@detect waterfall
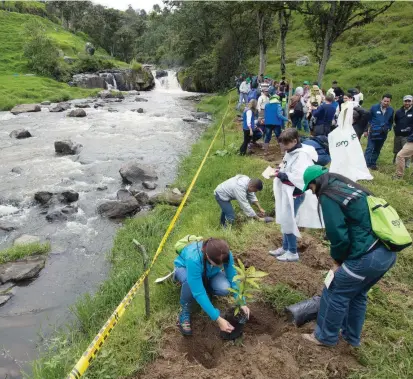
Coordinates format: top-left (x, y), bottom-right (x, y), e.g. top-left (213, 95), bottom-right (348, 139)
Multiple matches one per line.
top-left (153, 70), bottom-right (182, 92)
top-left (113, 75), bottom-right (118, 90)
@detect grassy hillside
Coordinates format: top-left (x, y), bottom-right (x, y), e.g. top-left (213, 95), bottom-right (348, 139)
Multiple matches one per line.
top-left (250, 2), bottom-right (413, 108)
top-left (0, 10), bottom-right (127, 110)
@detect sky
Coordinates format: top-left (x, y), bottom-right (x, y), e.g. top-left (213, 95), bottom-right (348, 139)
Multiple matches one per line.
top-left (93, 0), bottom-right (162, 12)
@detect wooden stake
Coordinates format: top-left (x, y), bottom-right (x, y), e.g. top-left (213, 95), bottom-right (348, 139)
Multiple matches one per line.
top-left (132, 239), bottom-right (150, 319)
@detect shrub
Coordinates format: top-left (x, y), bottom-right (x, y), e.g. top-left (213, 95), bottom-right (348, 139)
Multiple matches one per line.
top-left (23, 19), bottom-right (60, 76)
top-left (130, 60), bottom-right (142, 72)
top-left (74, 54), bottom-right (116, 73)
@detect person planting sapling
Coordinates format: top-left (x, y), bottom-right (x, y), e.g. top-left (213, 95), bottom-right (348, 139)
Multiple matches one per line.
top-left (174, 237), bottom-right (250, 336)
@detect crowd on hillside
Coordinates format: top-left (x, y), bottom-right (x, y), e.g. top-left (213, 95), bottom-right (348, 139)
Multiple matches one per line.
top-left (169, 72), bottom-right (412, 351)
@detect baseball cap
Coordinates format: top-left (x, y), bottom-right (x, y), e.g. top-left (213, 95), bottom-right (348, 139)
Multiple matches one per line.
top-left (403, 95), bottom-right (413, 101)
top-left (303, 81), bottom-right (310, 85)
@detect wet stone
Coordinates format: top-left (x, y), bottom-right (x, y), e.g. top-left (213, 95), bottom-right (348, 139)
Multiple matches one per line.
top-left (0, 255), bottom-right (46, 284)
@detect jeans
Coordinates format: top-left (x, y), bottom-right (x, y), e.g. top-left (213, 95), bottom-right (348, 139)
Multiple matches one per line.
top-left (282, 194), bottom-right (305, 254)
top-left (301, 118), bottom-right (309, 133)
top-left (174, 267), bottom-right (230, 305)
top-left (291, 113), bottom-right (304, 130)
top-left (364, 136), bottom-right (386, 167)
top-left (215, 193), bottom-right (235, 226)
top-left (240, 129), bottom-right (252, 155)
top-left (264, 124), bottom-right (282, 143)
top-left (315, 245), bottom-right (396, 346)
top-left (252, 128), bottom-right (263, 143)
top-left (236, 93), bottom-right (248, 110)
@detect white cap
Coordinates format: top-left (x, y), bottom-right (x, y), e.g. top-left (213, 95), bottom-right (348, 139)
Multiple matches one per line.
top-left (403, 95), bottom-right (413, 101)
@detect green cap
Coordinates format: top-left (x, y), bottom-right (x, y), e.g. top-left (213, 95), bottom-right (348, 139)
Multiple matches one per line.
top-left (303, 80), bottom-right (310, 85)
top-left (303, 165), bottom-right (328, 191)
top-left (264, 75), bottom-right (269, 79)
top-left (246, 78), bottom-right (251, 83)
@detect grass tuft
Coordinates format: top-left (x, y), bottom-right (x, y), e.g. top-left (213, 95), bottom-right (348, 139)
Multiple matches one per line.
top-left (0, 242), bottom-right (50, 264)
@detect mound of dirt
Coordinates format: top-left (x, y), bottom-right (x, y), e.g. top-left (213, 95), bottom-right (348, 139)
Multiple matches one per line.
top-left (135, 302), bottom-right (359, 379)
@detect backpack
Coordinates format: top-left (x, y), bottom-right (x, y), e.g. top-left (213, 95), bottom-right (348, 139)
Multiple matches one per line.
top-left (175, 235), bottom-right (203, 254)
top-left (366, 196), bottom-right (412, 252)
top-left (247, 89), bottom-right (258, 102)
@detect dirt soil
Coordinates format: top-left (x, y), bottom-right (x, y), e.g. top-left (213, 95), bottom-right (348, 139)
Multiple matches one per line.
top-left (135, 237), bottom-right (361, 379)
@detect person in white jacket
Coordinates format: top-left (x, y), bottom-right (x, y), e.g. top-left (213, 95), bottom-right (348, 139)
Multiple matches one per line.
top-left (214, 175), bottom-right (266, 226)
top-left (270, 128), bottom-right (323, 261)
top-left (257, 88), bottom-right (270, 117)
top-left (236, 79), bottom-right (251, 111)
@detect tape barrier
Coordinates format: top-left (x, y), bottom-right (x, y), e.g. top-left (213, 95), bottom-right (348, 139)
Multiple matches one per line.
top-left (67, 93), bottom-right (233, 379)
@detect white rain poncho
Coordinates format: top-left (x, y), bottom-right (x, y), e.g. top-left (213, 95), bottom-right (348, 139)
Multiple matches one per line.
top-left (274, 144), bottom-right (324, 237)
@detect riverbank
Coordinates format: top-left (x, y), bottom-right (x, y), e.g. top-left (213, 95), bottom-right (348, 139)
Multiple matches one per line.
top-left (32, 92), bottom-right (413, 379)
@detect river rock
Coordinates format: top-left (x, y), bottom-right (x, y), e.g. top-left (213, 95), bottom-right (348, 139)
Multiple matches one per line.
top-left (0, 294), bottom-right (12, 306)
top-left (55, 140), bottom-right (82, 155)
top-left (50, 102), bottom-right (71, 112)
top-left (0, 223), bottom-right (17, 232)
top-left (14, 234), bottom-right (40, 246)
top-left (75, 103), bottom-right (91, 109)
top-left (0, 282), bottom-right (15, 294)
top-left (59, 190), bottom-right (79, 203)
top-left (97, 185), bottom-right (108, 191)
top-left (127, 90), bottom-right (140, 96)
top-left (10, 104), bottom-right (41, 115)
top-left (142, 181), bottom-right (157, 190)
top-left (108, 108), bottom-right (118, 113)
top-left (0, 255), bottom-right (46, 284)
top-left (119, 162), bottom-right (158, 184)
top-left (34, 191), bottom-right (53, 205)
top-left (296, 56), bottom-right (311, 66)
top-left (182, 117), bottom-right (197, 123)
top-left (97, 198), bottom-right (140, 218)
top-left (94, 102), bottom-right (104, 109)
top-left (191, 112), bottom-right (212, 120)
top-left (9, 129), bottom-right (32, 139)
top-left (135, 97), bottom-right (148, 102)
top-left (11, 167), bottom-right (23, 174)
top-left (117, 189), bottom-right (134, 201)
top-left (41, 101), bottom-right (51, 106)
top-left (68, 109), bottom-right (86, 117)
top-left (150, 190), bottom-right (184, 206)
top-left (134, 191), bottom-right (149, 205)
top-left (131, 108), bottom-right (144, 113)
top-left (155, 70), bottom-right (168, 79)
top-left (46, 205), bottom-right (78, 222)
top-left (172, 188), bottom-right (182, 196)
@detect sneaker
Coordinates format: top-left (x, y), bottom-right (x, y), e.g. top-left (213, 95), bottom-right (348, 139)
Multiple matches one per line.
top-left (369, 166), bottom-right (378, 171)
top-left (177, 304), bottom-right (192, 336)
top-left (276, 251), bottom-right (299, 262)
top-left (269, 247), bottom-right (286, 257)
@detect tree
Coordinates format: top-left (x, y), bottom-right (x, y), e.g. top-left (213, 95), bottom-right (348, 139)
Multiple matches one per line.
top-left (303, 1), bottom-right (394, 84)
top-left (278, 8), bottom-right (292, 76)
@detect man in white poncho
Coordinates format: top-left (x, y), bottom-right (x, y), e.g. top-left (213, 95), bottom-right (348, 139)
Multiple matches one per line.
top-left (270, 128), bottom-right (324, 262)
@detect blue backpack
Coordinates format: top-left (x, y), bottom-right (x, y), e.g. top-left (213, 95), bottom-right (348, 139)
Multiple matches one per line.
top-left (247, 89), bottom-right (258, 102)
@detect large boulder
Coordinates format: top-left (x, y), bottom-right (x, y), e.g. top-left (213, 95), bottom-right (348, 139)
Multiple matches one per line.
top-left (119, 162), bottom-right (158, 184)
top-left (59, 190), bottom-right (79, 203)
top-left (296, 56), bottom-right (311, 66)
top-left (0, 255), bottom-right (46, 284)
top-left (9, 129), bottom-right (32, 139)
top-left (129, 188), bottom-right (150, 205)
top-left (34, 191), bottom-right (53, 205)
top-left (142, 181), bottom-right (157, 190)
top-left (97, 198), bottom-right (140, 218)
top-left (45, 205), bottom-right (77, 222)
top-left (14, 234), bottom-right (40, 246)
top-left (54, 140), bottom-right (82, 155)
top-left (117, 189), bottom-right (134, 201)
top-left (155, 70), bottom-right (168, 79)
top-left (0, 223), bottom-right (17, 232)
top-left (68, 109), bottom-right (87, 118)
top-left (73, 74), bottom-right (106, 89)
top-left (0, 294), bottom-right (13, 306)
top-left (150, 190), bottom-right (184, 206)
top-left (50, 103), bottom-right (71, 112)
top-left (10, 104), bottom-right (41, 115)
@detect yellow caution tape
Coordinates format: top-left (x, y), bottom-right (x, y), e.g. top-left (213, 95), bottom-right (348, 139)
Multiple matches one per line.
top-left (67, 93), bottom-right (233, 379)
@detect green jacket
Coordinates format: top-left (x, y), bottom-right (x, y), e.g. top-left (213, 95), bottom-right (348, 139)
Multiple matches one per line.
top-left (320, 178), bottom-right (377, 263)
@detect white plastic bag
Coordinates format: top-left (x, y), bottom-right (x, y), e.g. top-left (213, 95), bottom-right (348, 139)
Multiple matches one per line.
top-left (328, 102), bottom-right (373, 181)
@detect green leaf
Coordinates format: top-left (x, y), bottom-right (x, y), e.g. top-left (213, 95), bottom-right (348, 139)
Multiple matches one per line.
top-left (234, 307), bottom-right (240, 316)
top-left (250, 271), bottom-right (268, 278)
top-left (237, 259), bottom-right (245, 271)
top-left (227, 287), bottom-right (238, 294)
top-left (234, 266), bottom-right (244, 275)
top-left (246, 279), bottom-right (260, 288)
top-left (233, 274), bottom-right (244, 282)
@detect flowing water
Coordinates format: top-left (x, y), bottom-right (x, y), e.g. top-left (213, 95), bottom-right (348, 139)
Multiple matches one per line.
top-left (0, 72), bottom-right (208, 377)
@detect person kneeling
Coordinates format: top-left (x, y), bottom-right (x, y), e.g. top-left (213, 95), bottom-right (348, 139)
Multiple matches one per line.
top-left (174, 238), bottom-right (250, 336)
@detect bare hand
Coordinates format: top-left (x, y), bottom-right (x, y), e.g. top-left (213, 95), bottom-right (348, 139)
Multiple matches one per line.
top-left (241, 306), bottom-right (251, 319)
top-left (363, 132), bottom-right (368, 138)
top-left (217, 317), bottom-right (235, 333)
top-left (257, 211), bottom-right (265, 217)
top-left (250, 130), bottom-right (253, 136)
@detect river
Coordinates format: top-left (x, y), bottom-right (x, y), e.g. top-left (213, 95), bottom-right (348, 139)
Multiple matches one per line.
top-left (0, 71), bottom-right (208, 378)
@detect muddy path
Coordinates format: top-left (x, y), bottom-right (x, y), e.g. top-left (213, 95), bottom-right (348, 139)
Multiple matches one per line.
top-left (134, 236), bottom-right (361, 379)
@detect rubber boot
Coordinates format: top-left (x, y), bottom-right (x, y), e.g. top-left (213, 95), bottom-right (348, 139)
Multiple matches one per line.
top-left (177, 302), bottom-right (192, 336)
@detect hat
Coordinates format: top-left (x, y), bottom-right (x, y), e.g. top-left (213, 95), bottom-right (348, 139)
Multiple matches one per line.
top-left (246, 78), bottom-right (251, 84)
top-left (303, 81), bottom-right (310, 85)
top-left (269, 94), bottom-right (280, 103)
top-left (303, 165), bottom-right (328, 192)
top-left (403, 95), bottom-right (413, 101)
top-left (264, 76), bottom-right (269, 79)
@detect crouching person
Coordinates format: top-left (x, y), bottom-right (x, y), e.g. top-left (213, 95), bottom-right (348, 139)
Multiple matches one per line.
top-left (214, 175), bottom-right (266, 226)
top-left (301, 166), bottom-right (397, 347)
top-left (174, 238), bottom-right (250, 336)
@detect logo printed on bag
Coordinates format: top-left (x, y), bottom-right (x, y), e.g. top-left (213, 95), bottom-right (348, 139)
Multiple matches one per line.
top-left (392, 219), bottom-right (401, 228)
top-left (351, 133), bottom-right (357, 140)
top-left (336, 141), bottom-right (349, 147)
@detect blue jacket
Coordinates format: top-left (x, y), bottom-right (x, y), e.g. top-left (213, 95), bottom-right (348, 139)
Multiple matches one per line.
top-left (264, 101), bottom-right (288, 126)
top-left (312, 103), bottom-right (336, 126)
top-left (302, 136), bottom-right (330, 164)
top-left (174, 241), bottom-right (237, 320)
top-left (369, 103), bottom-right (394, 140)
top-left (247, 88), bottom-right (259, 102)
top-left (242, 109), bottom-right (255, 131)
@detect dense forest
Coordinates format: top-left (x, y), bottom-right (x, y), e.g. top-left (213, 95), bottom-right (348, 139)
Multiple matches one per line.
top-left (0, 1), bottom-right (398, 92)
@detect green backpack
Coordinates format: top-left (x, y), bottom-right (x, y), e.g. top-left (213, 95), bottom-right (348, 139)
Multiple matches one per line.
top-left (366, 196), bottom-right (412, 252)
top-left (175, 235), bottom-right (203, 254)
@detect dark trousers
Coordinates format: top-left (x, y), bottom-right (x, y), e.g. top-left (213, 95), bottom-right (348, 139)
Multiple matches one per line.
top-left (364, 137), bottom-right (386, 167)
top-left (240, 129), bottom-right (251, 155)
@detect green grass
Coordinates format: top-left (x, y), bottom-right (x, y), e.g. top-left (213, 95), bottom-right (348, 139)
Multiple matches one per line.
top-left (0, 10), bottom-right (127, 110)
top-left (252, 2), bottom-right (413, 108)
top-left (31, 91), bottom-right (413, 379)
top-left (0, 242), bottom-right (50, 264)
